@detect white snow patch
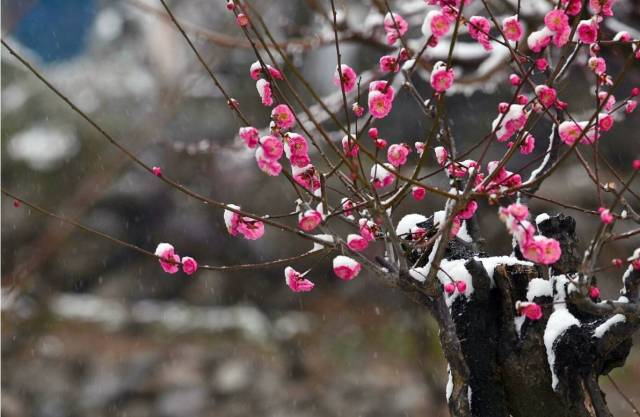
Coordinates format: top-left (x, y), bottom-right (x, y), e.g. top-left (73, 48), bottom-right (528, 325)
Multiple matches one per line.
top-left (527, 278), bottom-right (553, 301)
top-left (395, 214), bottom-right (428, 238)
top-left (439, 259), bottom-right (473, 306)
top-left (622, 248), bottom-right (640, 295)
top-left (409, 267), bottom-right (428, 283)
top-left (477, 256), bottom-right (533, 288)
top-left (552, 274), bottom-right (578, 306)
top-left (333, 255), bottom-right (359, 269)
top-left (514, 315), bottom-right (526, 338)
top-left (544, 309), bottom-right (581, 390)
top-left (535, 213), bottom-right (550, 225)
top-left (593, 314), bottom-right (626, 338)
top-left (458, 221), bottom-right (472, 243)
top-left (433, 210), bottom-right (446, 229)
top-left (310, 234), bottom-right (334, 252)
top-left (446, 366), bottom-right (453, 402)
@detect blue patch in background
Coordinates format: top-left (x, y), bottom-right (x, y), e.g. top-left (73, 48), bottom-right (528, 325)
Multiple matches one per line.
top-left (11, 0), bottom-right (97, 62)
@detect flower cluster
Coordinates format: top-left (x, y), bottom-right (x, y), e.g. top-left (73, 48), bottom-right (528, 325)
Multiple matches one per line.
top-left (467, 16), bottom-right (492, 51)
top-left (383, 12), bottom-right (408, 45)
top-left (368, 80), bottom-right (395, 119)
top-left (154, 243), bottom-right (198, 275)
top-left (498, 204), bottom-right (561, 265)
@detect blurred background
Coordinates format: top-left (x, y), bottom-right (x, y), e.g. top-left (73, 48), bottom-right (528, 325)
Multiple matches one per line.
top-left (2, 1), bottom-right (639, 416)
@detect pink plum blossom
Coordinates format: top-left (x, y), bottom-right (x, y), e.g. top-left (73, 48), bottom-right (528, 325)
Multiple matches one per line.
top-left (152, 166), bottom-right (162, 177)
top-left (249, 61), bottom-right (283, 80)
top-left (422, 10), bottom-right (452, 40)
top-left (434, 146), bottom-right (448, 166)
top-left (458, 200), bottom-right (478, 220)
top-left (256, 79), bottom-right (273, 106)
top-left (359, 218), bottom-right (377, 242)
top-left (577, 20), bottom-right (598, 44)
top-left (181, 256), bottom-right (198, 275)
top-left (255, 150), bottom-right (283, 176)
top-left (370, 163), bottom-right (395, 189)
top-left (597, 113), bottom-right (614, 131)
top-left (588, 57), bottom-right (606, 75)
top-left (502, 16), bottom-right (523, 41)
top-left (430, 61), bottom-right (455, 93)
top-left (284, 133), bottom-right (310, 168)
top-left (224, 205), bottom-right (265, 240)
top-left (298, 209), bottom-right (323, 232)
top-left (544, 9), bottom-right (568, 33)
top-left (520, 133), bottom-right (535, 154)
top-left (565, 0), bottom-right (583, 15)
top-left (368, 90), bottom-right (393, 119)
top-left (352, 103), bottom-right (364, 117)
top-left (444, 282), bottom-right (455, 295)
top-left (236, 13), bottom-right (249, 27)
top-left (379, 55), bottom-right (400, 73)
top-left (598, 92), bottom-right (616, 112)
top-left (285, 267), bottom-right (314, 292)
top-left (292, 164), bottom-right (321, 191)
top-left (332, 255), bottom-right (362, 280)
top-left (369, 80), bottom-right (395, 99)
top-left (599, 207), bottom-right (614, 224)
top-left (527, 27), bottom-right (554, 52)
top-left (155, 243), bottom-right (180, 274)
top-left (384, 12), bottom-right (408, 45)
top-left (455, 280), bottom-right (467, 293)
top-left (492, 104), bottom-right (528, 142)
top-left (536, 58), bottom-right (549, 71)
top-left (236, 218), bottom-right (265, 240)
top-left (525, 236), bottom-right (561, 265)
top-left (239, 127), bottom-right (259, 148)
top-left (468, 16), bottom-right (492, 51)
top-left (342, 135), bottom-right (360, 157)
top-left (333, 64), bottom-right (357, 92)
top-left (375, 138), bottom-right (388, 149)
top-left (520, 302), bottom-right (543, 320)
top-left (340, 198), bottom-right (355, 217)
top-left (626, 100), bottom-right (637, 114)
top-left (535, 85), bottom-right (557, 108)
top-left (412, 186), bottom-right (427, 201)
top-left (223, 204), bottom-right (241, 236)
top-left (589, 0), bottom-right (616, 16)
top-left (347, 234), bottom-right (369, 251)
top-left (259, 135), bottom-right (284, 160)
top-left (589, 287), bottom-right (601, 299)
top-left (271, 104), bottom-right (295, 130)
top-left (387, 143), bottom-right (411, 167)
top-left (508, 203), bottom-right (529, 221)
top-left (558, 121), bottom-right (598, 145)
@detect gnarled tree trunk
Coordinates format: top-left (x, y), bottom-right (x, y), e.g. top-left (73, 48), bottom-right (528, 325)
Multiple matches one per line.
top-left (404, 214), bottom-right (639, 417)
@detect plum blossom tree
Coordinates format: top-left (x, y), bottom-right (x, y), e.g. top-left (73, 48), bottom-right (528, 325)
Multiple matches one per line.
top-left (3, 0), bottom-right (640, 416)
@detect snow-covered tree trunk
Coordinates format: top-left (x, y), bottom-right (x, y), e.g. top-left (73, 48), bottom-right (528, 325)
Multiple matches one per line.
top-left (406, 214), bottom-right (639, 417)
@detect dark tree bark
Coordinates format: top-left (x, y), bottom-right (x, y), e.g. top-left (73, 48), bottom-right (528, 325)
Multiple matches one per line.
top-left (402, 214), bottom-right (639, 417)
